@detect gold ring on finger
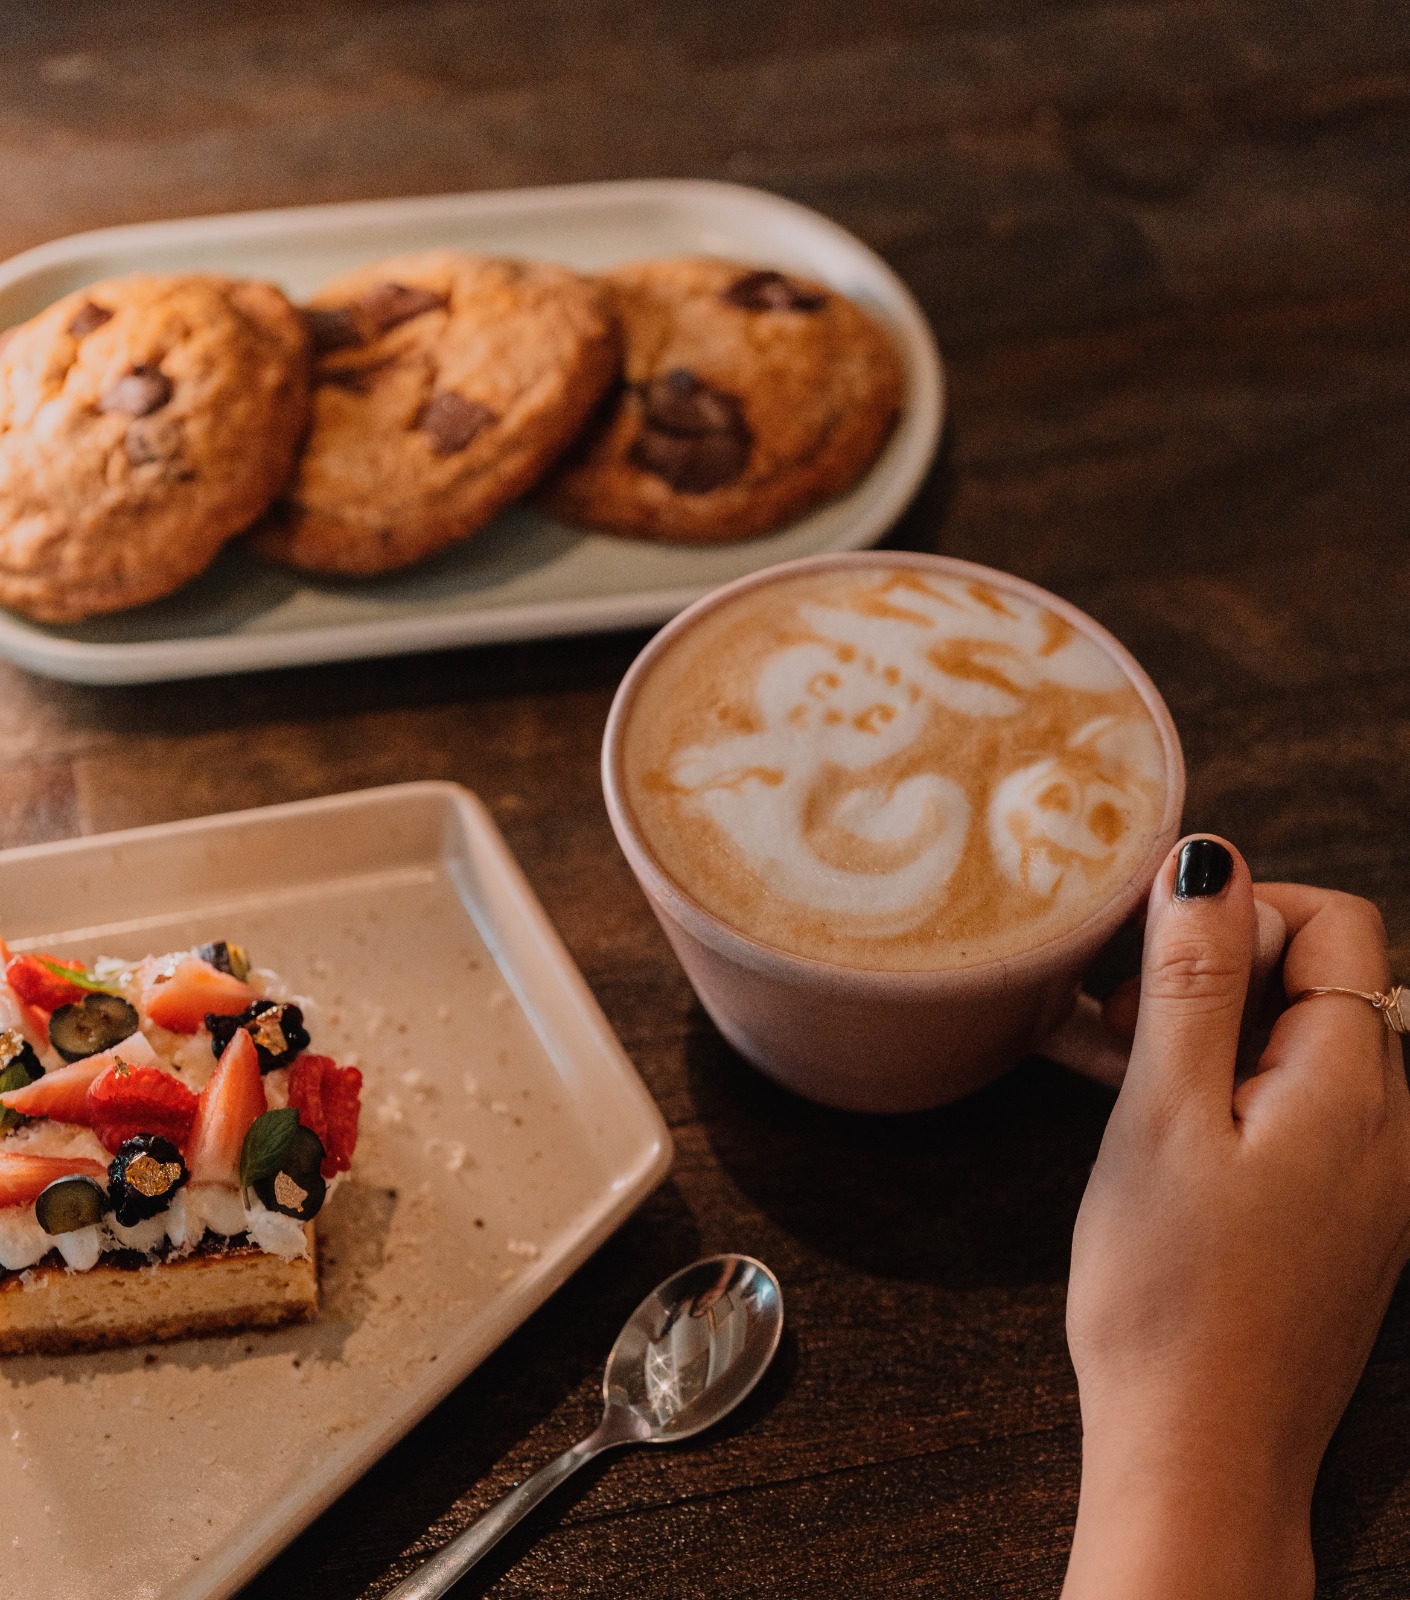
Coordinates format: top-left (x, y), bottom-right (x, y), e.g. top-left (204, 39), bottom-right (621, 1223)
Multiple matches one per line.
top-left (1289, 984), bottom-right (1408, 1036)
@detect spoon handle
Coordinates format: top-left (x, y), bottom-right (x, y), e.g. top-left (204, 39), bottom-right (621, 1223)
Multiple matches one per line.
top-left (381, 1413), bottom-right (629, 1600)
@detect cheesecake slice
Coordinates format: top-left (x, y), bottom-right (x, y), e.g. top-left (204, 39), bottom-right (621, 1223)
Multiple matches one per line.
top-left (0, 938), bottom-right (360, 1357)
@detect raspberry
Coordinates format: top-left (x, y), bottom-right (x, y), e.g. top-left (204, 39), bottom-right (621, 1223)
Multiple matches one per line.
top-left (288, 1054), bottom-right (362, 1177)
top-left (87, 1063), bottom-right (199, 1156)
top-left (6, 954), bottom-right (87, 1012)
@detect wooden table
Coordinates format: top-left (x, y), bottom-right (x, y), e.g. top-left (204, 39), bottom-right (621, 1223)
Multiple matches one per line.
top-left (3, 4), bottom-right (1409, 1595)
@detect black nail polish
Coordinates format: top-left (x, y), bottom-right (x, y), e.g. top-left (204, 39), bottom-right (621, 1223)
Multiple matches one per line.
top-left (1174, 839), bottom-right (1234, 899)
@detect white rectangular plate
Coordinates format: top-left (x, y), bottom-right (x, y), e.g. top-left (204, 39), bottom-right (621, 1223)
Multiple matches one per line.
top-left (0, 178), bottom-right (944, 684)
top-left (0, 782), bottom-right (672, 1600)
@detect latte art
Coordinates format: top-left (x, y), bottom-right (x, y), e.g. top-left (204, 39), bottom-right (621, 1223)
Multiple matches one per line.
top-left (624, 565), bottom-right (1169, 970)
top-left (987, 716), bottom-right (1164, 900)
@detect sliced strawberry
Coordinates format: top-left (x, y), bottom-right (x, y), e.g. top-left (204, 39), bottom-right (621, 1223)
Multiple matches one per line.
top-left (1, 1058), bottom-right (107, 1122)
top-left (0, 975), bottom-right (47, 1054)
top-left (0, 1153), bottom-right (109, 1210)
top-left (5, 953), bottom-right (88, 1012)
top-left (0, 1032), bottom-right (159, 1124)
top-left (185, 1029), bottom-right (266, 1185)
top-left (86, 1062), bottom-right (199, 1156)
top-left (288, 1053), bottom-right (362, 1177)
top-left (142, 957), bottom-right (255, 1035)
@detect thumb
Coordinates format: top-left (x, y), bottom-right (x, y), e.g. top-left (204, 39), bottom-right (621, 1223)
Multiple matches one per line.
top-left (1121, 835), bottom-right (1257, 1123)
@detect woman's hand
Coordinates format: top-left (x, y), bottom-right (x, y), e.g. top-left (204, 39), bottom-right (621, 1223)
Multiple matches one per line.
top-left (1062, 836), bottom-right (1410, 1600)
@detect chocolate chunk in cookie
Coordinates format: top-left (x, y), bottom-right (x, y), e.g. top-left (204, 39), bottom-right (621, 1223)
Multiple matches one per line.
top-left (629, 370), bottom-right (751, 493)
top-left (417, 392), bottom-right (496, 456)
top-left (722, 270), bottom-right (827, 312)
top-left (306, 283), bottom-right (447, 351)
top-left (358, 281), bottom-right (447, 334)
top-left (99, 365), bottom-right (173, 418)
top-left (67, 301), bottom-right (115, 339)
top-left (541, 257), bottom-right (902, 543)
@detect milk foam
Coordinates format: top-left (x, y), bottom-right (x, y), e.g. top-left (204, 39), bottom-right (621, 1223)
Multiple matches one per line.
top-left (988, 715), bottom-right (1164, 900)
top-left (624, 567), bottom-right (1168, 969)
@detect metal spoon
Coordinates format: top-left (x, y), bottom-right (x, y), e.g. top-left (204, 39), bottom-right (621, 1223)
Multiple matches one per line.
top-left (384, 1254), bottom-right (785, 1599)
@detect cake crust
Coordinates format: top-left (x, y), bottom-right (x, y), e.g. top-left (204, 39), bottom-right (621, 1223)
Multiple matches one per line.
top-left (0, 1228), bottom-right (316, 1356)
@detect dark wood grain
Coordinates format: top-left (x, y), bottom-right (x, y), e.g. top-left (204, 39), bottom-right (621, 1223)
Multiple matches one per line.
top-left (1, 2), bottom-right (1408, 1595)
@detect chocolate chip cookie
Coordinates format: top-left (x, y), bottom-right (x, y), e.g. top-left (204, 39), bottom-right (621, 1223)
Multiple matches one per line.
top-left (252, 252), bottom-right (620, 575)
top-left (0, 275), bottom-right (310, 622)
top-left (541, 258), bottom-right (903, 543)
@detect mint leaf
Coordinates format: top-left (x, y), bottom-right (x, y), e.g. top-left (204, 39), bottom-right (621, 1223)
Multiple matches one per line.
top-left (0, 1058), bottom-right (31, 1133)
top-left (36, 956), bottom-right (120, 996)
top-left (240, 1107), bottom-right (301, 1192)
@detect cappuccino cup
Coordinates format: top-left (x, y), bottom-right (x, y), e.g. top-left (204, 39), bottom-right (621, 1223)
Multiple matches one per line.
top-left (602, 552), bottom-right (1185, 1112)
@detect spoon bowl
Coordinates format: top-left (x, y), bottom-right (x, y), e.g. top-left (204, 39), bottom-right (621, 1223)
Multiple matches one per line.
top-left (605, 1254), bottom-right (784, 1442)
top-left (386, 1254), bottom-right (784, 1600)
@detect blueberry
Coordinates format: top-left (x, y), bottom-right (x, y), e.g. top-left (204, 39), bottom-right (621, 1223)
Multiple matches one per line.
top-left (108, 1134), bottom-right (187, 1227)
top-left (49, 993), bottom-right (139, 1063)
top-left (36, 1175), bottom-right (108, 1235)
top-left (250, 1122), bottom-right (327, 1222)
top-left (196, 940), bottom-right (250, 982)
top-left (205, 1000), bottom-right (310, 1074)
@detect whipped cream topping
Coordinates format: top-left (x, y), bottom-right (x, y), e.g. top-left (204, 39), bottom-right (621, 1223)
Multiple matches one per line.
top-left (0, 949), bottom-right (317, 1276)
top-left (0, 1183), bottom-right (312, 1275)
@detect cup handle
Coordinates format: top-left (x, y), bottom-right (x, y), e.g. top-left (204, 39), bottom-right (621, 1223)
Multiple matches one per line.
top-left (1040, 898), bottom-right (1289, 1090)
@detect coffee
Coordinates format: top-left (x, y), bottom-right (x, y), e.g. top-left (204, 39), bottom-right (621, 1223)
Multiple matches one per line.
top-left (621, 563), bottom-right (1168, 971)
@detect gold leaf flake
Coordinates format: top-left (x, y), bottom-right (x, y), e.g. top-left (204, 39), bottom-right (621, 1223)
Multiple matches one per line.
top-left (125, 1153), bottom-right (181, 1197)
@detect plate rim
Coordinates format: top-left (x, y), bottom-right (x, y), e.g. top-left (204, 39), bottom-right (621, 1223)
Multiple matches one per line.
top-left (0, 780), bottom-right (673, 1600)
top-left (0, 177), bottom-right (945, 685)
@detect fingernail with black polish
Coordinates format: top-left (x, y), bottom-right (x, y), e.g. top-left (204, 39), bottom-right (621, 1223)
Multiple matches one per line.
top-left (1174, 839), bottom-right (1234, 899)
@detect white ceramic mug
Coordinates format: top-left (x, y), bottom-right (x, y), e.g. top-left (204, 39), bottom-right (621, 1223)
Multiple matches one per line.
top-left (602, 552), bottom-right (1188, 1113)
